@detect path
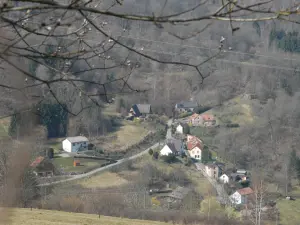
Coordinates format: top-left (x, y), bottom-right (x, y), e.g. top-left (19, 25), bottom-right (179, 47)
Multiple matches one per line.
top-left (39, 143), bottom-right (159, 187)
top-left (39, 122), bottom-right (173, 187)
top-left (195, 162), bottom-right (231, 205)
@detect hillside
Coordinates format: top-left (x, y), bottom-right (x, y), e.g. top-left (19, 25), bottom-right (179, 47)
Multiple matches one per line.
top-left (3, 208), bottom-right (171, 225)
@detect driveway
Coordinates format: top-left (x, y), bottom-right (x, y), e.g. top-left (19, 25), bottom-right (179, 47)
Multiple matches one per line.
top-left (39, 142), bottom-right (160, 187)
top-left (195, 162), bottom-right (231, 205)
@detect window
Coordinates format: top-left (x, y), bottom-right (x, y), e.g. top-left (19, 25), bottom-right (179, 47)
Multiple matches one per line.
top-left (72, 143), bottom-right (75, 146)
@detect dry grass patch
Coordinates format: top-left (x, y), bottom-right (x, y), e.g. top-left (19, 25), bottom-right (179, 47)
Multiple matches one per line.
top-left (6, 208), bottom-right (171, 225)
top-left (78, 172), bottom-right (128, 188)
top-left (101, 121), bottom-right (149, 151)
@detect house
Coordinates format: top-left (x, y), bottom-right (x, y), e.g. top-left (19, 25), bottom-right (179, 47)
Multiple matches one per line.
top-left (188, 113), bottom-right (203, 126)
top-left (200, 114), bottom-right (216, 127)
top-left (219, 173), bottom-right (229, 183)
top-left (186, 135), bottom-right (203, 160)
top-left (62, 136), bottom-right (89, 153)
top-left (230, 187), bottom-right (254, 205)
top-left (129, 104), bottom-right (152, 117)
top-left (30, 156), bottom-right (55, 177)
top-left (161, 139), bottom-right (184, 156)
top-left (174, 101), bottom-right (198, 113)
top-left (168, 186), bottom-right (192, 203)
top-left (176, 124), bottom-right (184, 134)
top-left (236, 169), bottom-right (247, 175)
top-left (205, 163), bottom-right (222, 179)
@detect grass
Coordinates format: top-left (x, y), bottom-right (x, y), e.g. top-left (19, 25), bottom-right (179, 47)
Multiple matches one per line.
top-left (4, 208), bottom-right (171, 225)
top-left (277, 199), bottom-right (300, 225)
top-left (99, 120), bottom-right (150, 151)
top-left (102, 103), bottom-right (121, 116)
top-left (52, 157), bottom-right (107, 173)
top-left (0, 117), bottom-right (10, 138)
top-left (77, 171), bottom-right (128, 188)
top-left (204, 96), bottom-right (255, 126)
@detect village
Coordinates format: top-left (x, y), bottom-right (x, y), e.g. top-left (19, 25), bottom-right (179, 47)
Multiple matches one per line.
top-left (28, 100), bottom-right (280, 220)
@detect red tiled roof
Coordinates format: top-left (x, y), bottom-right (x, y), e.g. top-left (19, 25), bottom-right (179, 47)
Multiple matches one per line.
top-left (189, 113), bottom-right (200, 120)
top-left (30, 156), bottom-right (44, 167)
top-left (187, 135), bottom-right (203, 150)
top-left (200, 114), bottom-right (215, 121)
top-left (237, 187), bottom-right (254, 196)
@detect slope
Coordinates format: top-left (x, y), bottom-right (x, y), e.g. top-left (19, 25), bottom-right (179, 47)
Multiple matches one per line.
top-left (3, 208), bottom-right (171, 225)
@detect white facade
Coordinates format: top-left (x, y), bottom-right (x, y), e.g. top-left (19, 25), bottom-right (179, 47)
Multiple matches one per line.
top-left (176, 124), bottom-right (183, 134)
top-left (160, 144), bottom-right (173, 156)
top-left (62, 136), bottom-right (89, 153)
top-left (219, 174), bottom-right (229, 183)
top-left (189, 146), bottom-right (201, 160)
top-left (230, 191), bottom-right (242, 205)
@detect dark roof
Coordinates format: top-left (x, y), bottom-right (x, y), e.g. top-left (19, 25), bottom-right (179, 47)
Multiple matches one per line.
top-left (176, 101), bottom-right (198, 109)
top-left (169, 186), bottom-right (191, 200)
top-left (66, 136), bottom-right (88, 143)
top-left (166, 138), bottom-right (183, 152)
top-left (131, 104), bottom-right (151, 115)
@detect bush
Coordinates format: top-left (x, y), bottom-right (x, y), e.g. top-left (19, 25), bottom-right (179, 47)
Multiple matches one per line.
top-left (88, 143), bottom-right (95, 150)
top-left (162, 154), bottom-right (177, 164)
top-left (153, 151), bottom-right (159, 160)
top-left (178, 112), bottom-right (193, 118)
top-left (148, 148), bottom-right (154, 155)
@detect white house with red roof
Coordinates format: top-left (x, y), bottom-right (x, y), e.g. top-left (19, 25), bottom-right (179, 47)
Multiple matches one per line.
top-left (186, 135), bottom-right (203, 160)
top-left (230, 187), bottom-right (254, 205)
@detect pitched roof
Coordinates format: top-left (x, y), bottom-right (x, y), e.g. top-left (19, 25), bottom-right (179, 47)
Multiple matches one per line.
top-left (186, 136), bottom-right (203, 150)
top-left (169, 186), bottom-right (191, 200)
top-left (237, 187), bottom-right (254, 196)
top-left (176, 101), bottom-right (198, 109)
top-left (166, 139), bottom-right (182, 153)
top-left (200, 114), bottom-right (215, 121)
top-left (189, 113), bottom-right (200, 120)
top-left (66, 136), bottom-right (88, 143)
top-left (30, 156), bottom-right (44, 167)
top-left (136, 104), bottom-right (151, 114)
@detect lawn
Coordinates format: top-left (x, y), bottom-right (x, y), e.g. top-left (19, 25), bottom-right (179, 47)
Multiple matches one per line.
top-left (77, 171), bottom-right (128, 188)
top-left (277, 199), bottom-right (300, 225)
top-left (95, 120), bottom-right (150, 152)
top-left (52, 157), bottom-right (108, 173)
top-left (204, 96), bottom-right (255, 126)
top-left (3, 208), bottom-right (171, 225)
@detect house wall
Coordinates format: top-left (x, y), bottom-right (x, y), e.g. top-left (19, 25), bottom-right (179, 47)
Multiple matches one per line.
top-left (230, 191), bottom-right (242, 205)
top-left (62, 139), bottom-right (72, 152)
top-left (205, 166), bottom-right (219, 179)
top-left (62, 139), bottom-right (88, 153)
top-left (189, 146), bottom-right (201, 160)
top-left (176, 125), bottom-right (183, 134)
top-left (190, 116), bottom-right (203, 126)
top-left (160, 145), bottom-right (173, 156)
top-left (219, 174), bottom-right (229, 183)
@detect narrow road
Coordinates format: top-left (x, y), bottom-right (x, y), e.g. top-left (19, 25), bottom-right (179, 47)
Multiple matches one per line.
top-left (39, 142), bottom-right (159, 187)
top-left (39, 121), bottom-right (173, 187)
top-left (195, 162), bottom-right (231, 205)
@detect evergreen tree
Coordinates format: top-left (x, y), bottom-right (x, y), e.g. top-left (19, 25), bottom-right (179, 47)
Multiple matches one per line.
top-left (8, 112), bottom-right (20, 138)
top-left (201, 146), bottom-right (211, 163)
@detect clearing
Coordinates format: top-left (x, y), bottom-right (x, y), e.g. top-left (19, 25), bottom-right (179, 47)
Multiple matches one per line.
top-left (3, 208), bottom-right (170, 225)
top-left (204, 96), bottom-right (255, 126)
top-left (92, 120), bottom-right (151, 152)
top-left (77, 171), bottom-right (128, 188)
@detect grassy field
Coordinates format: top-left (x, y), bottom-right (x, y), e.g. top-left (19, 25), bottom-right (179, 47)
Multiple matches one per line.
top-left (277, 199), bottom-right (300, 225)
top-left (77, 171), bottom-right (128, 188)
top-left (3, 208), bottom-right (171, 225)
top-left (204, 96), bottom-right (255, 126)
top-left (94, 120), bottom-right (150, 152)
top-left (52, 157), bottom-right (107, 173)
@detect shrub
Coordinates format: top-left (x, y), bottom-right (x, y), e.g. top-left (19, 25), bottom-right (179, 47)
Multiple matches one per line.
top-left (162, 154), bottom-right (177, 164)
top-left (148, 148), bottom-right (154, 155)
top-left (226, 123), bottom-right (240, 128)
top-left (153, 151), bottom-right (159, 160)
top-left (178, 112), bottom-right (193, 118)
